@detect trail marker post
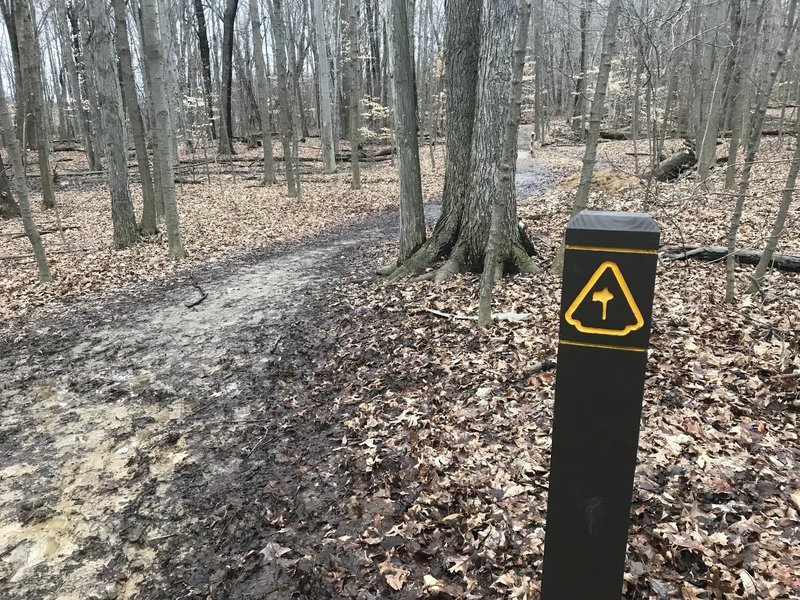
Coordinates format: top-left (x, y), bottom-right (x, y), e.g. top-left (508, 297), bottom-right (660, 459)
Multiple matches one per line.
top-left (542, 211), bottom-right (660, 599)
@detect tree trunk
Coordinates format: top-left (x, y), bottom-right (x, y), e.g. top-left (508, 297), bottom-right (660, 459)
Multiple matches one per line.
top-left (218, 0), bottom-right (238, 155)
top-left (552, 0), bottom-right (622, 275)
top-left (384, 0), bottom-right (479, 280)
top-left (313, 0), bottom-right (337, 173)
top-left (346, 0), bottom-right (361, 189)
top-left (13, 0), bottom-right (56, 209)
top-left (112, 0), bottom-right (157, 235)
top-left (87, 0), bottom-right (139, 249)
top-left (746, 104), bottom-right (800, 291)
top-left (725, 0), bottom-right (753, 191)
top-left (385, 0), bottom-right (534, 282)
top-left (532, 0), bottom-right (545, 144)
top-left (725, 0), bottom-right (796, 302)
top-left (193, 0), bottom-right (217, 139)
top-left (270, 0), bottom-right (300, 197)
top-left (571, 0), bottom-right (591, 138)
top-left (0, 152), bottom-right (21, 219)
top-left (142, 0), bottom-right (186, 259)
top-left (0, 74), bottom-right (52, 282)
top-left (285, 0), bottom-right (304, 197)
top-left (250, 0), bottom-right (277, 185)
top-left (286, 6), bottom-right (310, 140)
top-left (696, 2), bottom-right (725, 188)
top-left (390, 0), bottom-right (426, 263)
top-left (0, 0), bottom-right (24, 146)
top-left (479, 0), bottom-right (533, 327)
top-left (65, 0), bottom-right (100, 172)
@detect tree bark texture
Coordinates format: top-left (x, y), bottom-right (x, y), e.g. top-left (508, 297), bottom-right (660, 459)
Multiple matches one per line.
top-left (249, 0), bottom-right (277, 185)
top-left (142, 0), bottom-right (186, 259)
top-left (13, 0), bottom-right (56, 209)
top-left (346, 0), bottom-right (361, 189)
top-left (385, 0), bottom-right (480, 280)
top-left (391, 0), bottom-right (426, 263)
top-left (0, 0), bottom-right (24, 146)
top-left (193, 0), bottom-right (217, 139)
top-left (87, 0), bottom-right (140, 249)
top-left (313, 0), bottom-right (337, 173)
top-left (479, 0), bottom-right (534, 327)
top-left (0, 74), bottom-right (52, 281)
top-left (0, 152), bottom-right (21, 219)
top-left (725, 0), bottom-right (796, 302)
top-left (112, 0), bottom-right (157, 235)
top-left (218, 0), bottom-right (238, 154)
top-left (270, 0), bottom-right (300, 197)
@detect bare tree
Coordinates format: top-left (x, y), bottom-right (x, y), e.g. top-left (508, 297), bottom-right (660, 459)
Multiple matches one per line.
top-left (269, 0), bottom-right (300, 196)
top-left (219, 0), bottom-right (239, 154)
top-left (142, 0), bottom-right (186, 259)
top-left (13, 0), bottom-right (56, 209)
top-left (390, 0), bottom-right (425, 263)
top-left (112, 0), bottom-right (157, 235)
top-left (725, 0), bottom-right (797, 302)
top-left (249, 0), bottom-right (277, 185)
top-left (193, 0), bottom-right (217, 139)
top-left (552, 0), bottom-right (623, 275)
top-left (312, 0), bottom-right (337, 173)
top-left (345, 0), bottom-right (361, 189)
top-left (0, 74), bottom-right (52, 282)
top-left (747, 108), bottom-right (800, 293)
top-left (87, 0), bottom-right (140, 249)
top-left (385, 0), bottom-right (536, 282)
top-left (479, 0), bottom-right (532, 326)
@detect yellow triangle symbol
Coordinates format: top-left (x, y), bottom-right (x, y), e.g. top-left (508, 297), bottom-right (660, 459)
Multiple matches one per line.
top-left (564, 261), bottom-right (644, 336)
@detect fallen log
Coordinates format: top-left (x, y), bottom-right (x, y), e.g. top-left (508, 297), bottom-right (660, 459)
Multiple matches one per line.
top-left (599, 130), bottom-right (632, 140)
top-left (52, 140), bottom-right (83, 152)
top-left (643, 148), bottom-right (697, 181)
top-left (661, 244), bottom-right (800, 272)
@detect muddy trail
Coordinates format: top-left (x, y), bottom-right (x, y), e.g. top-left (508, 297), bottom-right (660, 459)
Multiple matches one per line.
top-left (0, 131), bottom-right (556, 599)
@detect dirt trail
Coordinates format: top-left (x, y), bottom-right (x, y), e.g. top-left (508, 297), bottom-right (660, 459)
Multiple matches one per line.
top-left (0, 135), bottom-right (550, 599)
top-left (0, 210), bottom-right (408, 598)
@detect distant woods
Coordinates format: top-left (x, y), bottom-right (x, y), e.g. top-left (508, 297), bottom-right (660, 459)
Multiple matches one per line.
top-left (0, 0), bottom-right (798, 294)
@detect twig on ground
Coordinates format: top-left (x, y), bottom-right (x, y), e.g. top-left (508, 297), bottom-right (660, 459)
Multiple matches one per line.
top-left (772, 371), bottom-right (800, 380)
top-left (185, 272), bottom-right (208, 308)
top-left (524, 359), bottom-right (557, 376)
top-left (2, 225), bottom-right (80, 239)
top-left (422, 308), bottom-right (533, 322)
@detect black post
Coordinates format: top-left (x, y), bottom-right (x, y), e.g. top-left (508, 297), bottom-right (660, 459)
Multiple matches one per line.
top-left (542, 210), bottom-right (660, 599)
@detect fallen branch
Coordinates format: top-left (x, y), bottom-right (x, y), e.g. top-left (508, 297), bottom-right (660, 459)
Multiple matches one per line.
top-left (422, 308), bottom-right (533, 322)
top-left (524, 359), bottom-right (557, 376)
top-left (0, 248), bottom-right (91, 261)
top-left (772, 371), bottom-right (800, 380)
top-left (2, 225), bottom-right (81, 239)
top-left (185, 273), bottom-right (208, 308)
top-left (661, 245), bottom-right (800, 272)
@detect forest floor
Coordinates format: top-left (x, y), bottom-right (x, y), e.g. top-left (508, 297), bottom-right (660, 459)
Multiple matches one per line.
top-left (1, 127), bottom-right (799, 600)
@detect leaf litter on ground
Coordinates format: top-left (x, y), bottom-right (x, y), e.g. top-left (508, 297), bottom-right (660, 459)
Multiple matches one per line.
top-left (1, 130), bottom-right (798, 598)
